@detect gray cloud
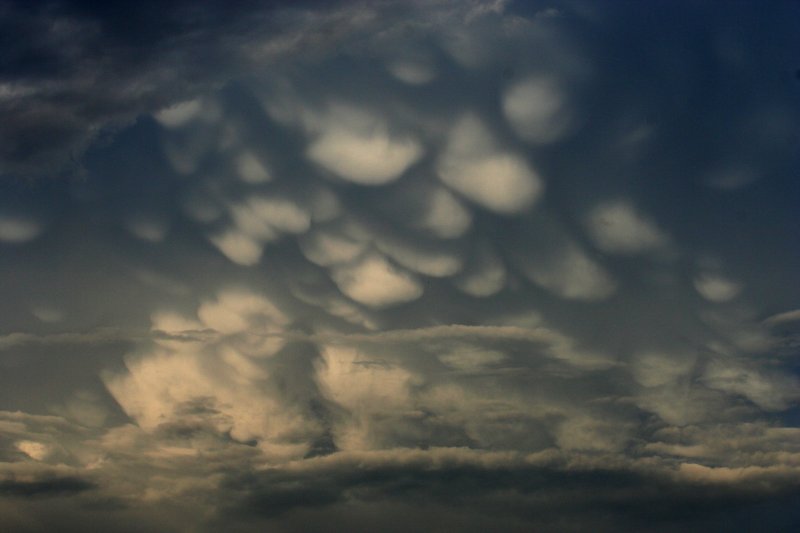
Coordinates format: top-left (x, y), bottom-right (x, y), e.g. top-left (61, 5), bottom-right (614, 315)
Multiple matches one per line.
top-left (0, 0), bottom-right (393, 178)
top-left (1, 0), bottom-right (799, 531)
top-left (0, 477), bottom-right (95, 498)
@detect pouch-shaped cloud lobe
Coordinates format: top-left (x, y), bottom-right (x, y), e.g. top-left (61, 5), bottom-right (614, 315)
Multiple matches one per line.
top-left (437, 113), bottom-right (543, 214)
top-left (307, 109), bottom-right (423, 185)
top-left (1, 1), bottom-right (799, 532)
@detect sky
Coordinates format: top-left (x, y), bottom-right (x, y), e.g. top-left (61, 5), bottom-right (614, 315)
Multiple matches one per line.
top-left (1, 0), bottom-right (799, 531)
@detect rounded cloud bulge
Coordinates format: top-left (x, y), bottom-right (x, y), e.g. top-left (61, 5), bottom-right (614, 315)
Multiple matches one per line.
top-left (331, 251), bottom-right (424, 308)
top-left (502, 75), bottom-right (576, 144)
top-left (437, 113), bottom-right (544, 214)
top-left (307, 104), bottom-right (424, 186)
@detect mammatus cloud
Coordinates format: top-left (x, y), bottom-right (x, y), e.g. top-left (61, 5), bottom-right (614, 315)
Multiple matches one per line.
top-left (1, 0), bottom-right (799, 532)
top-left (437, 113), bottom-right (543, 214)
top-left (585, 201), bottom-right (670, 255)
top-left (502, 75), bottom-right (575, 144)
top-left (387, 59), bottom-right (437, 86)
top-left (331, 252), bottom-right (424, 308)
top-left (307, 105), bottom-right (424, 186)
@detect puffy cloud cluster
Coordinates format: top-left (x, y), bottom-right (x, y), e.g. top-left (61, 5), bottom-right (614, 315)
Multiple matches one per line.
top-left (1, 0), bottom-right (799, 532)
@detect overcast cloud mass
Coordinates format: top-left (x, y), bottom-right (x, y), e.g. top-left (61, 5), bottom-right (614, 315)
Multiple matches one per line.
top-left (1, 0), bottom-right (800, 531)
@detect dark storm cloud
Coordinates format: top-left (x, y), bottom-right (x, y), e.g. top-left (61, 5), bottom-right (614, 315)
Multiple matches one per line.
top-left (0, 477), bottom-right (95, 498)
top-left (217, 452), bottom-right (800, 533)
top-left (0, 0), bottom-right (216, 175)
top-left (0, 0), bottom-right (368, 177)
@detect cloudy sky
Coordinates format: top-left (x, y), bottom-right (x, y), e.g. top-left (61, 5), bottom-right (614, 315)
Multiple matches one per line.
top-left (1, 0), bottom-right (799, 531)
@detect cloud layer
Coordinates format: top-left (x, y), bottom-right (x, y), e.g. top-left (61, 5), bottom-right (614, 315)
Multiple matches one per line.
top-left (1, 1), bottom-right (799, 532)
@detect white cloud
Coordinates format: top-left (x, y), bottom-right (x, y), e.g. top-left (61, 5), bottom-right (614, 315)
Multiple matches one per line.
top-left (375, 235), bottom-right (463, 277)
top-left (316, 345), bottom-right (414, 413)
top-left (229, 195), bottom-right (310, 240)
top-left (15, 440), bottom-right (51, 461)
top-left (518, 242), bottom-right (617, 300)
top-left (101, 291), bottom-right (312, 462)
top-left (197, 289), bottom-right (287, 337)
top-left (150, 310), bottom-right (205, 350)
top-left (307, 105), bottom-right (423, 185)
top-left (228, 204), bottom-right (280, 242)
top-left (291, 288), bottom-right (378, 330)
top-left (693, 273), bottom-right (742, 302)
top-left (585, 201), bottom-right (669, 254)
top-left (244, 196), bottom-right (310, 234)
top-left (437, 114), bottom-right (543, 214)
top-left (151, 310), bottom-right (203, 334)
top-left (764, 309), bottom-right (800, 325)
top-left (315, 344), bottom-right (417, 450)
top-left (209, 229), bottom-right (263, 266)
top-left (331, 252), bottom-right (423, 308)
top-left (154, 99), bottom-right (203, 129)
top-left (1, 2), bottom-right (799, 529)
top-left (104, 349), bottom-right (311, 460)
top-left (387, 60), bottom-right (436, 85)
top-left (502, 76), bottom-right (575, 144)
top-left (299, 227), bottom-right (368, 267)
top-left (210, 196), bottom-right (311, 265)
